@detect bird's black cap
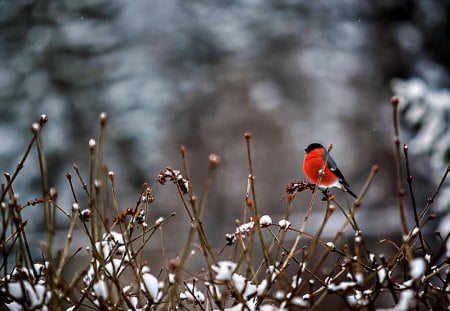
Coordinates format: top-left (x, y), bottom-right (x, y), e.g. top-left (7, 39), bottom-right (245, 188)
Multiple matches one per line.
top-left (305, 143), bottom-right (324, 153)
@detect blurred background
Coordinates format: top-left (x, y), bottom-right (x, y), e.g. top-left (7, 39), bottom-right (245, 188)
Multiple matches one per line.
top-left (1, 0), bottom-right (449, 265)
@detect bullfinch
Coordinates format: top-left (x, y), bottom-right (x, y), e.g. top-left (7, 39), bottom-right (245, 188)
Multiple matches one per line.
top-left (303, 143), bottom-right (357, 198)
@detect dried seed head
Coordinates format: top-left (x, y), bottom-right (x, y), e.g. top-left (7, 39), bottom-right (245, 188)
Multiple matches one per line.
top-left (89, 139), bottom-right (96, 150)
top-left (180, 144), bottom-right (187, 155)
top-left (244, 131), bottom-right (252, 140)
top-left (49, 187), bottom-right (57, 200)
top-left (278, 219), bottom-right (291, 231)
top-left (209, 153), bottom-right (221, 165)
top-left (155, 217), bottom-right (164, 227)
top-left (72, 203), bottom-right (80, 212)
top-left (108, 171), bottom-right (114, 180)
top-left (391, 96), bottom-right (400, 106)
top-left (225, 233), bottom-right (236, 245)
top-left (31, 123), bottom-right (40, 133)
top-left (169, 256), bottom-right (180, 270)
top-left (80, 209), bottom-right (91, 221)
top-left (327, 144), bottom-right (333, 152)
top-left (259, 215), bottom-right (272, 227)
top-left (136, 210), bottom-right (146, 225)
top-left (40, 114), bottom-right (48, 125)
top-left (372, 164), bottom-right (379, 173)
top-left (157, 168), bottom-right (190, 194)
top-left (141, 266), bottom-right (151, 274)
top-left (99, 112), bottom-right (108, 126)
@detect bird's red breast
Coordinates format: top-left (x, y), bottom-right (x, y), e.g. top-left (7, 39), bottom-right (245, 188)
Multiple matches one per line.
top-left (303, 148), bottom-right (339, 187)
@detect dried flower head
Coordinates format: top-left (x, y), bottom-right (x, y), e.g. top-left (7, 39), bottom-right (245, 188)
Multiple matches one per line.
top-left (99, 112), bottom-right (108, 126)
top-left (285, 180), bottom-right (316, 194)
top-left (80, 209), bottom-right (91, 222)
top-left (157, 167), bottom-right (190, 194)
top-left (40, 114), bottom-right (48, 125)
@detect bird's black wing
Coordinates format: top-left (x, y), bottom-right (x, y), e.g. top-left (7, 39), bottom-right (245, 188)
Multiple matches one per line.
top-left (323, 149), bottom-right (357, 198)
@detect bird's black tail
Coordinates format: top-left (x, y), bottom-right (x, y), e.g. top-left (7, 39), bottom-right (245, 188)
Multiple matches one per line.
top-left (342, 182), bottom-right (357, 198)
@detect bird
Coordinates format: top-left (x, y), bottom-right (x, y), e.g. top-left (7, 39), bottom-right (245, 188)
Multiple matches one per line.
top-left (303, 143), bottom-right (357, 198)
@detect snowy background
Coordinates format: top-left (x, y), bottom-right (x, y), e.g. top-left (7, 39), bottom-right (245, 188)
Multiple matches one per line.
top-left (0, 1), bottom-right (449, 252)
